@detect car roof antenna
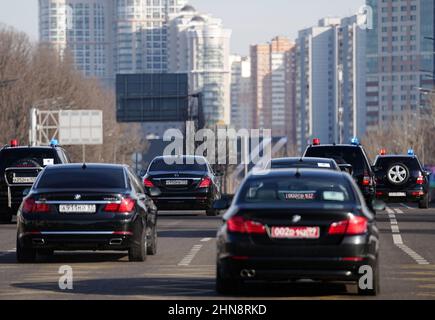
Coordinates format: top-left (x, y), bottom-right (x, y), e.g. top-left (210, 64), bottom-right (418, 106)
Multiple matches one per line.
top-left (82, 163), bottom-right (87, 170)
top-left (295, 168), bottom-right (301, 178)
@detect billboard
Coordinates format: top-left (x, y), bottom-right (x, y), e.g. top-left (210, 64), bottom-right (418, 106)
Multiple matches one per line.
top-left (59, 110), bottom-right (103, 145)
top-left (116, 73), bottom-right (190, 123)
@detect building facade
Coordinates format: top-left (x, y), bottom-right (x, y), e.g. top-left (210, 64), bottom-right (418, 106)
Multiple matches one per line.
top-left (230, 55), bottom-right (253, 131)
top-left (167, 6), bottom-right (232, 126)
top-left (365, 0), bottom-right (435, 130)
top-left (39, 0), bottom-right (188, 85)
top-left (295, 17), bottom-right (366, 152)
top-left (251, 37), bottom-right (296, 138)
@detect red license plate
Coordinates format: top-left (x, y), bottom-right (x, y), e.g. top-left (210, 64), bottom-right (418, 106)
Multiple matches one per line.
top-left (271, 226), bottom-right (320, 239)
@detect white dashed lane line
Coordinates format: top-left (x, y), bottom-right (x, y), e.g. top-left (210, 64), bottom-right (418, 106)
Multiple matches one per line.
top-left (400, 203), bottom-right (413, 210)
top-left (200, 238), bottom-right (212, 242)
top-left (178, 244), bottom-right (203, 266)
top-left (386, 207), bottom-right (430, 265)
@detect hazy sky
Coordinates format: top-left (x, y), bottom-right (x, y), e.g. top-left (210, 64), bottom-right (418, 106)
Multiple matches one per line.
top-left (0, 0), bottom-right (364, 55)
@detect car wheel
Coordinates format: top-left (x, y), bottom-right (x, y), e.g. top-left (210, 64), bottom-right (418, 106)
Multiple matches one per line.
top-left (357, 260), bottom-right (380, 296)
top-left (419, 194), bottom-right (430, 209)
top-left (16, 237), bottom-right (36, 263)
top-left (146, 226), bottom-right (157, 256)
top-left (129, 224), bottom-right (147, 262)
top-left (215, 264), bottom-right (241, 295)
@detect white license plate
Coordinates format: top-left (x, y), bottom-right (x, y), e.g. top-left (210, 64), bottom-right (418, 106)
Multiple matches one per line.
top-left (166, 180), bottom-right (188, 186)
top-left (12, 177), bottom-right (36, 184)
top-left (389, 192), bottom-right (406, 197)
top-left (59, 204), bottom-right (96, 213)
top-left (271, 226), bottom-right (320, 239)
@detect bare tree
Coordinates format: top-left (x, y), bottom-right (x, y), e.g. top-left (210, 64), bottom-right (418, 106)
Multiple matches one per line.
top-left (0, 24), bottom-right (148, 165)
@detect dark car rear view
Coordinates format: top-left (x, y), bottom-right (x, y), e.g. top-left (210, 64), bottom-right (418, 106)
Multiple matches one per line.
top-left (0, 145), bottom-right (69, 223)
top-left (304, 144), bottom-right (376, 208)
top-left (215, 169), bottom-right (380, 296)
top-left (374, 155), bottom-right (430, 208)
top-left (143, 156), bottom-right (221, 216)
top-left (16, 164), bottom-right (158, 262)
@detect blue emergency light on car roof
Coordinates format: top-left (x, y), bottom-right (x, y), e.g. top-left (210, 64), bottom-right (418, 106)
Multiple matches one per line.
top-left (350, 137), bottom-right (360, 145)
top-left (50, 139), bottom-right (59, 147)
top-left (408, 149), bottom-right (415, 156)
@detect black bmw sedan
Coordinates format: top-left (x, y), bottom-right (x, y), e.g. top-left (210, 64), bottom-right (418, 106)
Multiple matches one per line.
top-left (16, 164), bottom-right (158, 263)
top-left (143, 155), bottom-right (221, 216)
top-left (214, 169), bottom-right (384, 296)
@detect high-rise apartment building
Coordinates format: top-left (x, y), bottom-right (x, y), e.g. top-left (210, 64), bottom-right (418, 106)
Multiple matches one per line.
top-left (167, 6), bottom-right (232, 126)
top-left (295, 17), bottom-right (366, 152)
top-left (230, 55), bottom-right (253, 130)
top-left (39, 0), bottom-right (115, 84)
top-left (39, 0), bottom-right (188, 84)
top-left (365, 0), bottom-right (435, 129)
top-left (251, 37), bottom-right (296, 138)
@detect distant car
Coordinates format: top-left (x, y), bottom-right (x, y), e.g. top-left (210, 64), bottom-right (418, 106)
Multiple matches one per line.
top-left (143, 155), bottom-right (222, 216)
top-left (373, 151), bottom-right (431, 209)
top-left (0, 140), bottom-right (70, 223)
top-left (214, 169), bottom-right (383, 296)
top-left (303, 138), bottom-right (376, 210)
top-left (16, 164), bottom-right (158, 263)
top-left (268, 157), bottom-right (340, 171)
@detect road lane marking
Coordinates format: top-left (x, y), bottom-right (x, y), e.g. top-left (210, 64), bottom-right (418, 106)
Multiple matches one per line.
top-left (200, 238), bottom-right (212, 242)
top-left (386, 208), bottom-right (430, 265)
top-left (178, 245), bottom-right (203, 266)
top-left (394, 208), bottom-right (404, 214)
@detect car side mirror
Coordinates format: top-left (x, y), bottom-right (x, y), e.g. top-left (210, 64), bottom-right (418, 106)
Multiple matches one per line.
top-left (424, 171), bottom-right (432, 177)
top-left (213, 199), bottom-right (231, 210)
top-left (23, 188), bottom-right (31, 197)
top-left (148, 188), bottom-right (161, 197)
top-left (371, 200), bottom-right (386, 212)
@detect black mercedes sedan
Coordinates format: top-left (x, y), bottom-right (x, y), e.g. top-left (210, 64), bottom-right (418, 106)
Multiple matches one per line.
top-left (214, 169), bottom-right (384, 296)
top-left (16, 164), bottom-right (158, 263)
top-left (143, 155), bottom-right (221, 216)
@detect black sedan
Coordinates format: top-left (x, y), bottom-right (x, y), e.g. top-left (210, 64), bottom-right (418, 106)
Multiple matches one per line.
top-left (16, 164), bottom-right (158, 263)
top-left (143, 155), bottom-right (221, 216)
top-left (214, 169), bottom-right (384, 296)
top-left (268, 157), bottom-right (340, 171)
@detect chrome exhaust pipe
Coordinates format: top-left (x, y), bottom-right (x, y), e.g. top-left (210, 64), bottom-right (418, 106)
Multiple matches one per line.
top-left (109, 238), bottom-right (123, 245)
top-left (240, 269), bottom-right (256, 278)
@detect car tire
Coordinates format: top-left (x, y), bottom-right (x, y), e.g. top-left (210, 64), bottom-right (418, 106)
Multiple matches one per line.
top-left (16, 237), bottom-right (36, 263)
top-left (215, 264), bottom-right (241, 295)
top-left (419, 194), bottom-right (430, 209)
top-left (206, 208), bottom-right (219, 217)
top-left (357, 260), bottom-right (380, 296)
top-left (129, 223), bottom-right (147, 262)
top-left (146, 226), bottom-right (157, 256)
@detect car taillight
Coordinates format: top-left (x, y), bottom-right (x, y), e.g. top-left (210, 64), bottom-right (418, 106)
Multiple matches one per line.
top-left (227, 216), bottom-right (266, 234)
top-left (22, 198), bottom-right (50, 213)
top-left (143, 178), bottom-right (154, 188)
top-left (362, 176), bottom-right (371, 186)
top-left (198, 177), bottom-right (212, 188)
top-left (328, 215), bottom-right (368, 235)
top-left (417, 175), bottom-right (424, 185)
top-left (104, 197), bottom-right (136, 213)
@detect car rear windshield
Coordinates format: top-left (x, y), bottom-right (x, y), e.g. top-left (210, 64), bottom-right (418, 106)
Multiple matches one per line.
top-left (238, 176), bottom-right (355, 204)
top-left (148, 158), bottom-right (207, 172)
top-left (375, 157), bottom-right (422, 172)
top-left (0, 149), bottom-right (58, 169)
top-left (271, 161), bottom-right (334, 170)
top-left (37, 167), bottom-right (127, 189)
top-left (305, 146), bottom-right (369, 176)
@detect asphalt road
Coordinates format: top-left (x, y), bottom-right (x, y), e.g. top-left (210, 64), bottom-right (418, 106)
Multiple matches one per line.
top-left (1, 204), bottom-right (435, 300)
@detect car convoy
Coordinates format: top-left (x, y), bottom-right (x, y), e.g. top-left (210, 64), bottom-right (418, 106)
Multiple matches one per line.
top-left (0, 137), bottom-right (433, 296)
